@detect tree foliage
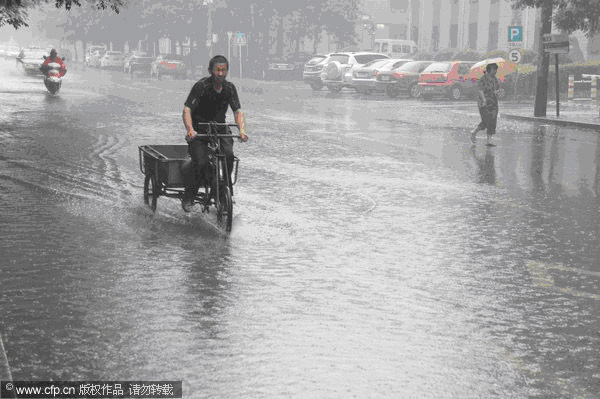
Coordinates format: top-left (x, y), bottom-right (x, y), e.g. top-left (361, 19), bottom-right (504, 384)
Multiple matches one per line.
top-left (512, 0), bottom-right (600, 37)
top-left (0, 0), bottom-right (124, 29)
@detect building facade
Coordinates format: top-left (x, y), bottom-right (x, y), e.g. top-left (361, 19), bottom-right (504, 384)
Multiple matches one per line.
top-left (357, 0), bottom-right (538, 54)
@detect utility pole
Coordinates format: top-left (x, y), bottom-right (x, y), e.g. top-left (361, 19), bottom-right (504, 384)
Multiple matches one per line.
top-left (205, 0), bottom-right (214, 58)
top-left (534, 1), bottom-right (553, 117)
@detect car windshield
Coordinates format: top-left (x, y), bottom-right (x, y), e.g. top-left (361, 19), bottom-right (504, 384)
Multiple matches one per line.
top-left (23, 50), bottom-right (47, 59)
top-left (354, 54), bottom-right (388, 64)
top-left (397, 61), bottom-right (430, 72)
top-left (361, 59), bottom-right (389, 69)
top-left (329, 54), bottom-right (349, 64)
top-left (423, 62), bottom-right (452, 73)
top-left (380, 59), bottom-right (410, 71)
top-left (307, 56), bottom-right (326, 64)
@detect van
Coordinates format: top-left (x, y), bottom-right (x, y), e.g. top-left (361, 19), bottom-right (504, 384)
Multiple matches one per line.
top-left (373, 39), bottom-right (418, 59)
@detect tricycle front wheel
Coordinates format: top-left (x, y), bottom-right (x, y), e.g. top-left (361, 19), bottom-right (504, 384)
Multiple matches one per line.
top-left (143, 173), bottom-right (158, 212)
top-left (216, 186), bottom-right (233, 232)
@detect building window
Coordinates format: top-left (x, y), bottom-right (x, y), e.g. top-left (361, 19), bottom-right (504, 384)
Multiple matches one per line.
top-left (390, 23), bottom-right (408, 39)
top-left (469, 23), bottom-right (477, 49)
top-left (411, 26), bottom-right (419, 44)
top-left (511, 9), bottom-right (522, 25)
top-left (488, 22), bottom-right (499, 51)
top-left (390, 0), bottom-right (409, 12)
top-left (450, 24), bottom-right (458, 48)
top-left (432, 26), bottom-right (440, 51)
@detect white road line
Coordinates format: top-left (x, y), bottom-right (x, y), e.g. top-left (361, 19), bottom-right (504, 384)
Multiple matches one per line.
top-left (0, 332), bottom-right (13, 381)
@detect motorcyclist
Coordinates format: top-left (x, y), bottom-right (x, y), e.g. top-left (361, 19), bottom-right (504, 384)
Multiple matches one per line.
top-left (40, 49), bottom-right (67, 77)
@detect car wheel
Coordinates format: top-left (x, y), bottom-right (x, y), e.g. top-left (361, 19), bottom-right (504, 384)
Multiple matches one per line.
top-left (387, 86), bottom-right (400, 98)
top-left (310, 82), bottom-right (323, 91)
top-left (409, 83), bottom-right (421, 99)
top-left (450, 86), bottom-right (462, 101)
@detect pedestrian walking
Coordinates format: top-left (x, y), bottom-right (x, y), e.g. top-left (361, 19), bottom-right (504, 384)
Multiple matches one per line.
top-left (471, 63), bottom-right (500, 146)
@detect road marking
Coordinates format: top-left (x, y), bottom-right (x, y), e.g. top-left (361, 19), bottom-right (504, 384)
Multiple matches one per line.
top-left (0, 332), bottom-right (13, 382)
top-left (527, 261), bottom-right (600, 300)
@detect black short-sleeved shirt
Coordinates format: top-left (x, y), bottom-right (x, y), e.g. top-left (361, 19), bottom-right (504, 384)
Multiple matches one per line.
top-left (184, 76), bottom-right (241, 133)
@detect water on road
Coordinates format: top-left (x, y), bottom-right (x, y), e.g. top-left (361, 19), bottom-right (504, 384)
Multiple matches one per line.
top-left (1, 59), bottom-right (599, 398)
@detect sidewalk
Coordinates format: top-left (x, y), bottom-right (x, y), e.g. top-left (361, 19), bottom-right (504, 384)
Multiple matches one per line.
top-left (501, 100), bottom-right (600, 130)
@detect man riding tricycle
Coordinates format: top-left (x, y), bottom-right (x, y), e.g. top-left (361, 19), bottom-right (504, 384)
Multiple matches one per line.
top-left (138, 55), bottom-right (248, 232)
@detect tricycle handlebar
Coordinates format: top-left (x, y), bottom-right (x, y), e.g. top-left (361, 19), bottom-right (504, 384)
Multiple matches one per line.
top-left (193, 134), bottom-right (242, 138)
top-left (194, 122), bottom-right (239, 128)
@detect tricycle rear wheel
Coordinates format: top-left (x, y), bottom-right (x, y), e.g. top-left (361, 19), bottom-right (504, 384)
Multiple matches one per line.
top-left (143, 173), bottom-right (158, 212)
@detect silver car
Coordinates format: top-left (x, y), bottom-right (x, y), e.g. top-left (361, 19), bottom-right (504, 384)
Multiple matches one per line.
top-left (351, 58), bottom-right (412, 94)
top-left (320, 52), bottom-right (389, 93)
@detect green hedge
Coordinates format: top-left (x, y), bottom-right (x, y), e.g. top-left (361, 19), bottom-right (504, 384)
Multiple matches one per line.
top-left (503, 60), bottom-right (600, 97)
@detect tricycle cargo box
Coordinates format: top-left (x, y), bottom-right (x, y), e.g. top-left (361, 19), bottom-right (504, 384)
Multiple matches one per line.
top-left (139, 145), bottom-right (190, 187)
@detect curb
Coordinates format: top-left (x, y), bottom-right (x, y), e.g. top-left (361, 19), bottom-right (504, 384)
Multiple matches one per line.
top-left (501, 113), bottom-right (600, 131)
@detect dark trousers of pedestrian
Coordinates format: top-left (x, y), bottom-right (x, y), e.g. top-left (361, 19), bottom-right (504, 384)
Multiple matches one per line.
top-left (477, 105), bottom-right (498, 135)
top-left (184, 137), bottom-right (234, 202)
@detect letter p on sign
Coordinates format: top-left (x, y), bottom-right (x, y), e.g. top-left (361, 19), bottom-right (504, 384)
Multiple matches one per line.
top-left (509, 26), bottom-right (522, 42)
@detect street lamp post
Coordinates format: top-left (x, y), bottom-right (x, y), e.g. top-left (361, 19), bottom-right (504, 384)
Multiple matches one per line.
top-left (204, 0), bottom-right (215, 58)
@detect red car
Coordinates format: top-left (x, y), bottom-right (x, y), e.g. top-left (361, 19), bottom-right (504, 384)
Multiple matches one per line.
top-left (418, 61), bottom-right (476, 101)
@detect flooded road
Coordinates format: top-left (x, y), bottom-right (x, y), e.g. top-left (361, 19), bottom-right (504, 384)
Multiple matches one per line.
top-left (1, 59), bottom-right (600, 398)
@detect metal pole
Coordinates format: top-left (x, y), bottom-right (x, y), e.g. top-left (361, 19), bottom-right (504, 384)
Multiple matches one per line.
top-left (239, 44), bottom-right (242, 79)
top-left (555, 53), bottom-right (559, 118)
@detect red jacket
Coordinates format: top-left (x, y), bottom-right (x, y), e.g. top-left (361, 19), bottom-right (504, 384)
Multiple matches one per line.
top-left (41, 56), bottom-right (67, 77)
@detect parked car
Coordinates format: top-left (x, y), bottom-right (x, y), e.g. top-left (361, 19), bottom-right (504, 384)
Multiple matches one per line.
top-left (85, 45), bottom-right (106, 67)
top-left (468, 57), bottom-right (516, 100)
top-left (151, 54), bottom-right (187, 79)
top-left (0, 44), bottom-right (20, 59)
top-left (99, 51), bottom-right (125, 69)
top-left (302, 54), bottom-right (331, 90)
top-left (123, 52), bottom-right (153, 76)
top-left (265, 52), bottom-right (313, 81)
top-left (320, 52), bottom-right (389, 92)
top-left (418, 60), bottom-right (476, 100)
top-left (351, 58), bottom-right (410, 94)
top-left (16, 47), bottom-right (48, 76)
top-left (376, 60), bottom-right (434, 98)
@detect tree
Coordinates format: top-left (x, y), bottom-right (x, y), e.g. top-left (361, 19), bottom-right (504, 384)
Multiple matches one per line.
top-left (512, 0), bottom-right (600, 116)
top-left (512, 0), bottom-right (553, 116)
top-left (0, 0), bottom-right (124, 29)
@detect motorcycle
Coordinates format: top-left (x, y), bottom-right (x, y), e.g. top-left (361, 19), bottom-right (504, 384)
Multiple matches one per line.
top-left (41, 56), bottom-right (66, 95)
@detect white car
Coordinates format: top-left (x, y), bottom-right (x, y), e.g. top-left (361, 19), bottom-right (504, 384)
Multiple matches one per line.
top-left (320, 52), bottom-right (389, 92)
top-left (99, 51), bottom-right (124, 69)
top-left (16, 47), bottom-right (48, 76)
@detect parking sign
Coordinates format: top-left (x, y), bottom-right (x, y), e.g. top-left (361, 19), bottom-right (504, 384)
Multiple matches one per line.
top-left (508, 26), bottom-right (522, 42)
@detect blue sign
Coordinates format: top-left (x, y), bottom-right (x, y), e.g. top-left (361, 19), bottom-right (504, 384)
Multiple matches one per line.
top-left (508, 26), bottom-right (523, 42)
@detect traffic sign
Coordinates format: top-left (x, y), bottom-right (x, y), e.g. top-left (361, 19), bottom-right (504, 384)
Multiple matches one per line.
top-left (508, 26), bottom-right (523, 42)
top-left (543, 33), bottom-right (569, 54)
top-left (233, 32), bottom-right (247, 46)
top-left (508, 49), bottom-right (522, 64)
